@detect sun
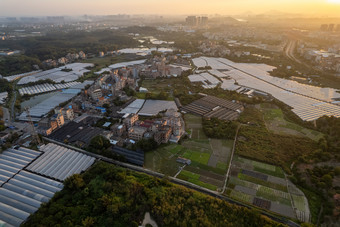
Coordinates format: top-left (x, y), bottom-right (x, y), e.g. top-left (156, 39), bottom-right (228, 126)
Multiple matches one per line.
top-left (328, 0), bottom-right (340, 3)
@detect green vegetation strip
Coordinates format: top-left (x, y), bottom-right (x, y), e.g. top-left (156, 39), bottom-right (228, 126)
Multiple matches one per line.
top-left (229, 190), bottom-right (253, 203)
top-left (238, 173), bottom-right (288, 192)
top-left (228, 177), bottom-right (258, 190)
top-left (256, 187), bottom-right (291, 206)
top-left (291, 194), bottom-right (306, 212)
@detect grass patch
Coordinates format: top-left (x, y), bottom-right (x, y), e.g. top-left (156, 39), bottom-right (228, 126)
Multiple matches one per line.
top-left (216, 162), bottom-right (228, 171)
top-left (179, 170), bottom-right (200, 180)
top-left (256, 187), bottom-right (291, 206)
top-left (228, 177), bottom-right (258, 190)
top-left (189, 161), bottom-right (226, 175)
top-left (238, 173), bottom-right (288, 192)
top-left (263, 108), bottom-right (283, 121)
top-left (299, 187), bottom-right (323, 224)
top-left (178, 170), bottom-right (217, 191)
top-left (182, 151), bottom-right (211, 165)
top-left (253, 166), bottom-right (285, 178)
top-left (291, 194), bottom-right (306, 212)
top-left (229, 190), bottom-right (253, 203)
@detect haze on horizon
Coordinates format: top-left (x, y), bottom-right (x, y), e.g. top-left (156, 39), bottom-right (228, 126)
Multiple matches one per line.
top-left (0, 0), bottom-right (340, 17)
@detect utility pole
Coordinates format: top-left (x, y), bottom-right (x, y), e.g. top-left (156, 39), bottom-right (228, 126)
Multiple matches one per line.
top-left (25, 107), bottom-right (41, 145)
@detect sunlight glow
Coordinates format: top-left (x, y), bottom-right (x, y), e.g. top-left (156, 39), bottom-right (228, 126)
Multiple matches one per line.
top-left (328, 0), bottom-right (340, 3)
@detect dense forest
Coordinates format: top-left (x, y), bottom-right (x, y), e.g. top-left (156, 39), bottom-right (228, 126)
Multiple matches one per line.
top-left (0, 30), bottom-right (138, 60)
top-left (23, 162), bottom-right (285, 227)
top-left (316, 116), bottom-right (340, 150)
top-left (0, 78), bottom-right (12, 92)
top-left (0, 55), bottom-right (41, 76)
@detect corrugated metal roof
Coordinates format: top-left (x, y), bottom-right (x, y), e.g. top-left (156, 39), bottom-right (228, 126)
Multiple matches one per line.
top-left (26, 143), bottom-right (96, 181)
top-left (0, 147), bottom-right (63, 227)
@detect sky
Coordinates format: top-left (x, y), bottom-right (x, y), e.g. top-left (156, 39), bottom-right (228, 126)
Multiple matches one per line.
top-left (0, 0), bottom-right (340, 17)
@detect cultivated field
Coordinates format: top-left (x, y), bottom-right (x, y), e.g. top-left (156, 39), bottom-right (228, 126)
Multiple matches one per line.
top-left (145, 114), bottom-right (233, 191)
top-left (258, 103), bottom-right (323, 141)
top-left (226, 155), bottom-right (310, 222)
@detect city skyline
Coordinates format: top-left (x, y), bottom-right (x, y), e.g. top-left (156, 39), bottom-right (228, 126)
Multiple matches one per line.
top-left (1, 0), bottom-right (340, 17)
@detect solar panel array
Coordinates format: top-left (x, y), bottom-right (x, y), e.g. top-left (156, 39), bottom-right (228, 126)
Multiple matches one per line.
top-left (188, 72), bottom-right (221, 89)
top-left (26, 143), bottom-right (96, 181)
top-left (19, 82), bottom-right (81, 96)
top-left (0, 147), bottom-right (63, 227)
top-left (18, 63), bottom-right (93, 85)
top-left (192, 57), bottom-right (340, 121)
top-left (182, 96), bottom-right (243, 121)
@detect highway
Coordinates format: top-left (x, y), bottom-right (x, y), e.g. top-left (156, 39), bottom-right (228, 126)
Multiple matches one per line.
top-left (284, 39), bottom-right (303, 64)
top-left (43, 137), bottom-right (300, 227)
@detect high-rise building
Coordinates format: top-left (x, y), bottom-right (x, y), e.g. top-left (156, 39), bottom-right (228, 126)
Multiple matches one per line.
top-left (328, 24), bottom-right (335, 32)
top-left (201, 17), bottom-right (208, 26)
top-left (186, 16), bottom-right (198, 26)
top-left (320, 24), bottom-right (328, 31)
top-left (336, 24), bottom-right (340, 32)
top-left (185, 16), bottom-right (208, 26)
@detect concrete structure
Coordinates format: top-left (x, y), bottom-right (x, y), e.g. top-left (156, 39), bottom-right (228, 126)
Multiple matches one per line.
top-left (55, 107), bottom-right (75, 121)
top-left (154, 125), bottom-right (172, 144)
top-left (128, 126), bottom-right (147, 141)
top-left (123, 113), bottom-right (138, 128)
top-left (0, 92), bottom-right (8, 104)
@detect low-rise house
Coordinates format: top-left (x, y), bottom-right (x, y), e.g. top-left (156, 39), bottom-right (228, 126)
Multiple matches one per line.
top-left (128, 126), bottom-right (147, 141)
top-left (154, 125), bottom-right (172, 144)
top-left (111, 124), bottom-right (126, 137)
top-left (123, 114), bottom-right (138, 128)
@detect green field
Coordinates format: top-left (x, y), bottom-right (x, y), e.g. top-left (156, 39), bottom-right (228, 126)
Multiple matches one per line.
top-left (292, 194), bottom-right (306, 211)
top-left (256, 186), bottom-right (291, 206)
top-left (145, 114), bottom-right (233, 191)
top-left (182, 150), bottom-right (211, 165)
top-left (228, 189), bottom-right (253, 203)
top-left (260, 104), bottom-right (323, 141)
top-left (238, 173), bottom-right (288, 192)
top-left (235, 155), bottom-right (285, 178)
top-left (178, 170), bottom-right (217, 191)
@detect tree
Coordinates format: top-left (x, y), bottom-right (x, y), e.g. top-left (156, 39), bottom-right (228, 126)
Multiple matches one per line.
top-left (64, 174), bottom-right (85, 190)
top-left (89, 135), bottom-right (111, 150)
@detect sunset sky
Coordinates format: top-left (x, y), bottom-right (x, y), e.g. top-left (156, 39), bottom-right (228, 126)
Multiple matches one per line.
top-left (0, 0), bottom-right (340, 16)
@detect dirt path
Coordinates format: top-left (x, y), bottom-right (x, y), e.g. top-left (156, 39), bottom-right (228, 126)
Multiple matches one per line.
top-left (142, 212), bottom-right (158, 227)
top-left (221, 124), bottom-right (241, 194)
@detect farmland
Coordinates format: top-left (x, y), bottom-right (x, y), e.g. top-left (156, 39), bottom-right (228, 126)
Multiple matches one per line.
top-left (259, 103), bottom-right (323, 141)
top-left (145, 114), bottom-right (233, 191)
top-left (226, 155), bottom-right (310, 222)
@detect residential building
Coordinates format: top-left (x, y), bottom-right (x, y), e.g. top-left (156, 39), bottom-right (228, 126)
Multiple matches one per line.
top-left (90, 89), bottom-right (102, 101)
top-left (128, 126), bottom-right (147, 141)
top-left (55, 107), bottom-right (75, 121)
top-left (123, 114), bottom-right (138, 128)
top-left (154, 125), bottom-right (172, 144)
